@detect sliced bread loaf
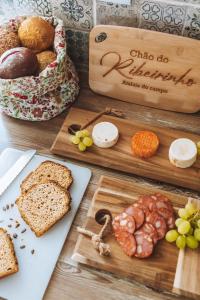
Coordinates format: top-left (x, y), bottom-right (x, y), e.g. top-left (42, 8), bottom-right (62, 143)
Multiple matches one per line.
top-left (0, 228), bottom-right (18, 279)
top-left (20, 160), bottom-right (73, 193)
top-left (16, 181), bottom-right (71, 237)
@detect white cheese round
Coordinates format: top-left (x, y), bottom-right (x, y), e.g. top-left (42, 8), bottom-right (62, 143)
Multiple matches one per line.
top-left (169, 138), bottom-right (197, 168)
top-left (92, 122), bottom-right (119, 148)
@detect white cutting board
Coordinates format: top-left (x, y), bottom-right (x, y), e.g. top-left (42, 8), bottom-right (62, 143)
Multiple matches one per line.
top-left (0, 148), bottom-right (91, 300)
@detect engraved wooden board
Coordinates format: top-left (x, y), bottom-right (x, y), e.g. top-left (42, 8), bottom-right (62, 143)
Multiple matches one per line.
top-left (89, 25), bottom-right (200, 113)
top-left (51, 107), bottom-right (200, 192)
top-left (72, 176), bottom-right (200, 299)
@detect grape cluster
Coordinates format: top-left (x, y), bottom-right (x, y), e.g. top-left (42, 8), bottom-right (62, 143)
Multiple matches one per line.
top-left (166, 203), bottom-right (200, 249)
top-left (70, 129), bottom-right (93, 152)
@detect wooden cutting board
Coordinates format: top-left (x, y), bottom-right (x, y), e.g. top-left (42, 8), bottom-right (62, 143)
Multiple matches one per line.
top-left (51, 107), bottom-right (200, 192)
top-left (89, 25), bottom-right (200, 113)
top-left (173, 197), bottom-right (200, 299)
top-left (72, 176), bottom-right (200, 299)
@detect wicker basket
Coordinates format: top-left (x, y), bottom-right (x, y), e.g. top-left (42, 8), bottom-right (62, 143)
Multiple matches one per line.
top-left (0, 16), bottom-right (79, 121)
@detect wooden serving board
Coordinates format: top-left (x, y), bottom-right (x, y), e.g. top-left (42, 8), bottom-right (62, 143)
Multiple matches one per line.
top-left (72, 176), bottom-right (200, 299)
top-left (89, 25), bottom-right (200, 113)
top-left (173, 198), bottom-right (200, 299)
top-left (51, 107), bottom-right (200, 192)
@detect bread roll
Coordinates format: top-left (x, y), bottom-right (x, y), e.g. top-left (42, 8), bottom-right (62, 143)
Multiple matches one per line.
top-left (0, 47), bottom-right (39, 79)
top-left (0, 29), bottom-right (20, 57)
top-left (36, 50), bottom-right (57, 72)
top-left (18, 16), bottom-right (55, 51)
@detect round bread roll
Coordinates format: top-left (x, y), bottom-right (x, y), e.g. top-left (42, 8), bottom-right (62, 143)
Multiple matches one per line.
top-left (0, 47), bottom-right (39, 79)
top-left (0, 29), bottom-right (20, 57)
top-left (18, 16), bottom-right (55, 51)
top-left (36, 50), bottom-right (57, 72)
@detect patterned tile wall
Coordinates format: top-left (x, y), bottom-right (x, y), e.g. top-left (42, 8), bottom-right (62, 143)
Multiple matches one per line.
top-left (138, 0), bottom-right (187, 35)
top-left (51, 0), bottom-right (93, 31)
top-left (183, 5), bottom-right (200, 39)
top-left (66, 29), bottom-right (89, 73)
top-left (1, 0), bottom-right (200, 76)
top-left (13, 0), bottom-right (53, 17)
top-left (95, 1), bottom-right (138, 27)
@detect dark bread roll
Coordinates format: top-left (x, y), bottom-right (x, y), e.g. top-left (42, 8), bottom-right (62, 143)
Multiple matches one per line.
top-left (0, 47), bottom-right (39, 79)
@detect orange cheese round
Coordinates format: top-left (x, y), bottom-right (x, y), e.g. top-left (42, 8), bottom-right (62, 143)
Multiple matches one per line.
top-left (131, 131), bottom-right (159, 158)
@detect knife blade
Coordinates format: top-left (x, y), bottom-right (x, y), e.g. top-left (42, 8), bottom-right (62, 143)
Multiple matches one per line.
top-left (0, 149), bottom-right (36, 196)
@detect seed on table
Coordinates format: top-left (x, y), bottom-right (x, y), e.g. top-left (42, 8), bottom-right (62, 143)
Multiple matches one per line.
top-left (20, 245), bottom-right (26, 249)
top-left (31, 249), bottom-right (35, 255)
top-left (13, 233), bottom-right (18, 239)
top-left (6, 204), bottom-right (9, 210)
top-left (21, 229), bottom-right (26, 234)
top-left (7, 224), bottom-right (12, 228)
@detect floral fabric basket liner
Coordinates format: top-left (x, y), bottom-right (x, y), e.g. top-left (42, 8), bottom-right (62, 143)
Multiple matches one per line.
top-left (0, 16), bottom-right (79, 121)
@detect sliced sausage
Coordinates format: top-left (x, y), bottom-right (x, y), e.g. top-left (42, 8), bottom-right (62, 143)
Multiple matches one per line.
top-left (167, 214), bottom-right (175, 229)
top-left (140, 193), bottom-right (173, 212)
top-left (138, 195), bottom-right (155, 211)
top-left (146, 211), bottom-right (167, 240)
top-left (133, 201), bottom-right (150, 219)
top-left (140, 222), bottom-right (158, 245)
top-left (151, 195), bottom-right (175, 229)
top-left (115, 230), bottom-right (136, 257)
top-left (112, 212), bottom-right (136, 234)
top-left (154, 193), bottom-right (173, 211)
top-left (156, 207), bottom-right (173, 221)
top-left (134, 231), bottom-right (154, 258)
top-left (125, 205), bottom-right (145, 229)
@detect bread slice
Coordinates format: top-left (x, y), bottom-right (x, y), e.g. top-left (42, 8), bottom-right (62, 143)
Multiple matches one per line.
top-left (16, 181), bottom-right (71, 237)
top-left (0, 228), bottom-right (18, 279)
top-left (20, 160), bottom-right (73, 193)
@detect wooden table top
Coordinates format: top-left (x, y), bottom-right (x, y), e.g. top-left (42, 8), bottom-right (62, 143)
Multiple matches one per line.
top-left (0, 86), bottom-right (199, 300)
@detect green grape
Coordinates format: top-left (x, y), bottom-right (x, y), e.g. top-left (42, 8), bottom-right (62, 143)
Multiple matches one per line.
top-left (78, 142), bottom-right (86, 152)
top-left (194, 228), bottom-right (200, 241)
top-left (176, 235), bottom-right (186, 249)
top-left (188, 227), bottom-right (194, 235)
top-left (76, 131), bottom-right (84, 138)
top-left (186, 235), bottom-right (199, 249)
top-left (70, 136), bottom-right (80, 145)
top-left (197, 220), bottom-right (200, 228)
top-left (185, 203), bottom-right (197, 216)
top-left (82, 137), bottom-right (93, 147)
top-left (82, 129), bottom-right (90, 137)
top-left (178, 208), bottom-right (189, 220)
top-left (178, 220), bottom-right (191, 235)
top-left (175, 218), bottom-right (184, 227)
top-left (165, 230), bottom-right (179, 243)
